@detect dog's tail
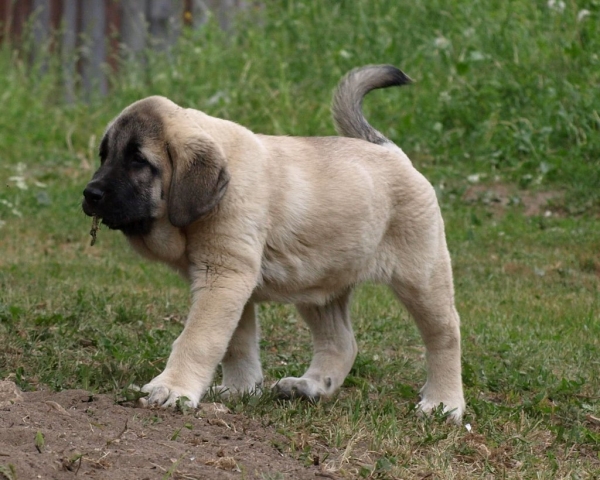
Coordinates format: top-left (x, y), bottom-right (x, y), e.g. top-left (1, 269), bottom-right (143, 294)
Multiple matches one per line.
top-left (332, 65), bottom-right (412, 148)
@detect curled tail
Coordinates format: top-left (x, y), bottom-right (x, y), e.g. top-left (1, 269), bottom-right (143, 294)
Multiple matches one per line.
top-left (331, 65), bottom-right (412, 147)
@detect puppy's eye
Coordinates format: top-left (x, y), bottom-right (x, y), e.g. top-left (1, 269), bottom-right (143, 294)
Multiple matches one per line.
top-left (131, 153), bottom-right (149, 168)
top-left (99, 137), bottom-right (108, 164)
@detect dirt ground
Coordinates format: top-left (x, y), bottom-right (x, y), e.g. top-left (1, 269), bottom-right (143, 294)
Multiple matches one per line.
top-left (0, 381), bottom-right (334, 479)
top-left (462, 183), bottom-right (562, 217)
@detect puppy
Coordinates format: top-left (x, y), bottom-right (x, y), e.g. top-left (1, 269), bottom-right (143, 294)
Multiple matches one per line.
top-left (82, 65), bottom-right (465, 422)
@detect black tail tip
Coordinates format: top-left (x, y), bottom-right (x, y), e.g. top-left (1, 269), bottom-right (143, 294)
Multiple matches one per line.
top-left (381, 64), bottom-right (414, 86)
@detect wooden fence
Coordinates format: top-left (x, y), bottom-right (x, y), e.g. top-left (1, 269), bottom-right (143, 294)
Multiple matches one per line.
top-left (0, 0), bottom-right (250, 101)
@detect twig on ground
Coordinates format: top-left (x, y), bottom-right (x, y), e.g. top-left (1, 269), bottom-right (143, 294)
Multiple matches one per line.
top-left (45, 401), bottom-right (71, 416)
top-left (106, 419), bottom-right (128, 446)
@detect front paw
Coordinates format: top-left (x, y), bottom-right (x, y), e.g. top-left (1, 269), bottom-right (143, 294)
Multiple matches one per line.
top-left (140, 374), bottom-right (201, 408)
top-left (417, 390), bottom-right (465, 424)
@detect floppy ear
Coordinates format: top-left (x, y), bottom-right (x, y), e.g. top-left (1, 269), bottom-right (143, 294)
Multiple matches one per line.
top-left (167, 132), bottom-right (230, 228)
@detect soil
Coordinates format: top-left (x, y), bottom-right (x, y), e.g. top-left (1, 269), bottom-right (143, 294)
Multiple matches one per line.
top-left (462, 184), bottom-right (562, 217)
top-left (0, 381), bottom-right (334, 480)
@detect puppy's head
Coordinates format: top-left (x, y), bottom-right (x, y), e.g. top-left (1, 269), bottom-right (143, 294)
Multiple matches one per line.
top-left (82, 96), bottom-right (230, 236)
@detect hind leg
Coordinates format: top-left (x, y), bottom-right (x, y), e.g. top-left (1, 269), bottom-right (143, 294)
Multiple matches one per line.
top-left (391, 260), bottom-right (465, 423)
top-left (274, 290), bottom-right (357, 401)
top-left (215, 302), bottom-right (263, 397)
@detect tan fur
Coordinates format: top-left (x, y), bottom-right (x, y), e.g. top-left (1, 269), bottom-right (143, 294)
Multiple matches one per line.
top-left (89, 66), bottom-right (465, 422)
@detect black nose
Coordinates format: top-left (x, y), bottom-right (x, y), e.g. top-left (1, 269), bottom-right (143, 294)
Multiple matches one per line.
top-left (83, 185), bottom-right (105, 204)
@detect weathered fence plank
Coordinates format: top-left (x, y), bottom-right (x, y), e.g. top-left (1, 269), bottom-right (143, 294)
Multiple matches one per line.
top-left (61, 0), bottom-right (77, 103)
top-left (121, 0), bottom-right (148, 57)
top-left (81, 0), bottom-right (108, 99)
top-left (148, 0), bottom-right (183, 51)
top-left (0, 0), bottom-right (253, 101)
top-left (206, 0), bottom-right (249, 31)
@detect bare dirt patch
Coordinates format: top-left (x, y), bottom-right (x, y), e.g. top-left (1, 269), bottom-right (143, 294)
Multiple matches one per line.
top-left (462, 184), bottom-right (563, 217)
top-left (0, 382), bottom-right (333, 479)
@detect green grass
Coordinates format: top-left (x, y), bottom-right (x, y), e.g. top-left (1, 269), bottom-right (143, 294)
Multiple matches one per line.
top-left (1, 0), bottom-right (599, 477)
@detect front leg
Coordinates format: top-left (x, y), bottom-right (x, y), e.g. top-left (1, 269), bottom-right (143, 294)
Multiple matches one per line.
top-left (141, 267), bottom-right (256, 407)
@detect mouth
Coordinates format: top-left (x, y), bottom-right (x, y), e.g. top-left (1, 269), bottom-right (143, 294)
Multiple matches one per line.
top-left (101, 217), bottom-right (154, 236)
top-left (82, 191), bottom-right (156, 237)
top-left (83, 206), bottom-right (153, 236)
